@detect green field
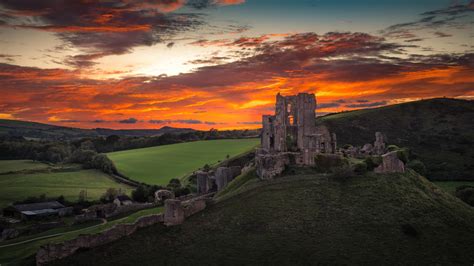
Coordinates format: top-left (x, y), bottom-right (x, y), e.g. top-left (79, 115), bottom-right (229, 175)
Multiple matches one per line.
top-left (433, 181), bottom-right (474, 194)
top-left (108, 139), bottom-right (259, 185)
top-left (0, 160), bottom-right (132, 208)
top-left (0, 160), bottom-right (50, 173)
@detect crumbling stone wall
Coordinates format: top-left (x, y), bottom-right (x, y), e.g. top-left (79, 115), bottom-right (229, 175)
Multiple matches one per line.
top-left (183, 199), bottom-right (206, 218)
top-left (36, 214), bottom-right (164, 265)
top-left (163, 199), bottom-right (185, 226)
top-left (374, 151), bottom-right (405, 173)
top-left (154, 189), bottom-right (175, 204)
top-left (196, 166), bottom-right (242, 193)
top-left (255, 151), bottom-right (289, 180)
top-left (257, 93), bottom-right (338, 179)
top-left (196, 171), bottom-right (211, 194)
top-left (373, 132), bottom-right (386, 155)
top-left (36, 196), bottom-right (211, 265)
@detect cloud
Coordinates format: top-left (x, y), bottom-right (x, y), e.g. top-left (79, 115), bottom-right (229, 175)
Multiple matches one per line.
top-left (318, 102), bottom-right (341, 109)
top-left (346, 101), bottom-right (388, 108)
top-left (188, 56), bottom-right (230, 65)
top-left (433, 31), bottom-right (453, 38)
top-left (0, 27), bottom-right (473, 130)
top-left (382, 1), bottom-right (474, 39)
top-left (238, 121), bottom-right (261, 125)
top-left (0, 0), bottom-right (207, 67)
top-left (186, 0), bottom-right (245, 9)
top-left (118, 118), bottom-right (138, 124)
top-left (0, 54), bottom-right (19, 62)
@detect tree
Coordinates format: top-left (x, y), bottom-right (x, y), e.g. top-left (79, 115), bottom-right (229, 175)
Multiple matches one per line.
top-left (101, 188), bottom-right (119, 203)
top-left (78, 190), bottom-right (87, 202)
top-left (80, 140), bottom-right (95, 150)
top-left (132, 185), bottom-right (148, 202)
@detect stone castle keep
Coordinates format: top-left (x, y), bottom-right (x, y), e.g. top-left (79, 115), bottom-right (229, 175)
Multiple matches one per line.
top-left (256, 92), bottom-right (337, 179)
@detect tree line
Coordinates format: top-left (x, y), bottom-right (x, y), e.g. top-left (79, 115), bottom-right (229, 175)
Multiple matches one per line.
top-left (0, 129), bottom-right (260, 174)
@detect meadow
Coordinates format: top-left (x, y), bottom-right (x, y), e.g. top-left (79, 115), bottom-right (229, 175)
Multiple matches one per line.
top-left (432, 181), bottom-right (474, 194)
top-left (0, 160), bottom-right (132, 208)
top-left (0, 160), bottom-right (51, 173)
top-left (107, 139), bottom-right (259, 185)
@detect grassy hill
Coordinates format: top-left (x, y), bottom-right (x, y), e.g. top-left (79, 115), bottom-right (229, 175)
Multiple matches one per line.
top-left (319, 98), bottom-right (474, 180)
top-left (0, 160), bottom-right (132, 207)
top-left (55, 170), bottom-right (474, 265)
top-left (0, 119), bottom-right (194, 140)
top-left (107, 139), bottom-right (259, 185)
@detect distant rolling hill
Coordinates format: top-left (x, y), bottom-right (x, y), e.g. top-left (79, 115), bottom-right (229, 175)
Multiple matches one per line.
top-left (0, 119), bottom-right (194, 140)
top-left (319, 98), bottom-right (474, 180)
top-left (54, 170), bottom-right (474, 265)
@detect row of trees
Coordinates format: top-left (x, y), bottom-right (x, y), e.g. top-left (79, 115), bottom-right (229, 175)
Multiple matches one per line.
top-left (0, 128), bottom-right (259, 174)
top-left (75, 129), bottom-right (259, 153)
top-left (131, 178), bottom-right (192, 203)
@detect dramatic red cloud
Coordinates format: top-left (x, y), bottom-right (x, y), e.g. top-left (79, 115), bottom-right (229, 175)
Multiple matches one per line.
top-left (215, 0), bottom-right (246, 6)
top-left (1, 9), bottom-right (473, 130)
top-left (1, 60), bottom-right (472, 130)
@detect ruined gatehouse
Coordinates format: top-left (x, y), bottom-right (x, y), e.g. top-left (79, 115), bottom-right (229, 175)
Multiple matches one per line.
top-left (256, 93), bottom-right (337, 179)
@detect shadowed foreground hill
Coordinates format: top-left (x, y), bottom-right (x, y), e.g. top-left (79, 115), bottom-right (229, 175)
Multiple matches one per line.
top-left (320, 98), bottom-right (474, 180)
top-left (56, 170), bottom-right (474, 265)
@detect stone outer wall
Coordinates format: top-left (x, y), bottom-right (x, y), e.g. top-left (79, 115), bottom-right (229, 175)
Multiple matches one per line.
top-left (183, 199), bottom-right (206, 218)
top-left (255, 151), bottom-right (289, 180)
top-left (163, 199), bottom-right (185, 226)
top-left (36, 214), bottom-right (164, 266)
top-left (374, 151), bottom-right (405, 173)
top-left (36, 196), bottom-right (211, 265)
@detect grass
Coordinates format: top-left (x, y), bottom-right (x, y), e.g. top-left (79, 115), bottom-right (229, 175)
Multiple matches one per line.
top-left (0, 160), bottom-right (51, 173)
top-left (215, 168), bottom-right (259, 200)
top-left (55, 170), bottom-right (474, 265)
top-left (0, 206), bottom-right (163, 265)
top-left (319, 98), bottom-right (474, 181)
top-left (432, 181), bottom-right (474, 194)
top-left (107, 139), bottom-right (259, 185)
top-left (0, 161), bottom-right (132, 208)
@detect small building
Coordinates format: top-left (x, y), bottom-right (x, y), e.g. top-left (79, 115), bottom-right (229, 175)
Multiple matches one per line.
top-left (113, 195), bottom-right (133, 207)
top-left (2, 201), bottom-right (72, 221)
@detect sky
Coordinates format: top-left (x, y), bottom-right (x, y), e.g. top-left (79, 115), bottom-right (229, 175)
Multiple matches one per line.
top-left (0, 0), bottom-right (473, 130)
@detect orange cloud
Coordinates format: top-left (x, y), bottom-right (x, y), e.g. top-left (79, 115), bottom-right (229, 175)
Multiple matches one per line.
top-left (215, 0), bottom-right (246, 6)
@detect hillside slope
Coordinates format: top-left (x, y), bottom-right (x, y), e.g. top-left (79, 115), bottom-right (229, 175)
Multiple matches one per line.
top-left (0, 119), bottom-right (194, 140)
top-left (55, 170), bottom-right (474, 265)
top-left (319, 98), bottom-right (474, 180)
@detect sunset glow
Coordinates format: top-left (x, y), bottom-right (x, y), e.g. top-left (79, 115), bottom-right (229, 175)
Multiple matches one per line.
top-left (1, 0), bottom-right (473, 129)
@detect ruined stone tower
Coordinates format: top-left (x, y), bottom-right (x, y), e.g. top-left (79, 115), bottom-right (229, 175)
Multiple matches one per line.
top-left (257, 92), bottom-right (337, 179)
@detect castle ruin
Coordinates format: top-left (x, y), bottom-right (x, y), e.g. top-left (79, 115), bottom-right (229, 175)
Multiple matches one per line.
top-left (256, 92), bottom-right (337, 179)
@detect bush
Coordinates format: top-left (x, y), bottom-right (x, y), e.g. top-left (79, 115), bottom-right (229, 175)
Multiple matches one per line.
top-left (364, 156), bottom-right (382, 171)
top-left (342, 144), bottom-right (353, 149)
top-left (132, 185), bottom-right (148, 202)
top-left (100, 188), bottom-right (123, 203)
top-left (407, 160), bottom-right (426, 175)
top-left (455, 185), bottom-right (474, 206)
top-left (314, 154), bottom-right (349, 173)
top-left (352, 161), bottom-right (368, 174)
top-left (90, 154), bottom-right (117, 174)
top-left (396, 148), bottom-right (409, 164)
top-left (167, 178), bottom-right (181, 189)
top-left (387, 145), bottom-right (400, 152)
